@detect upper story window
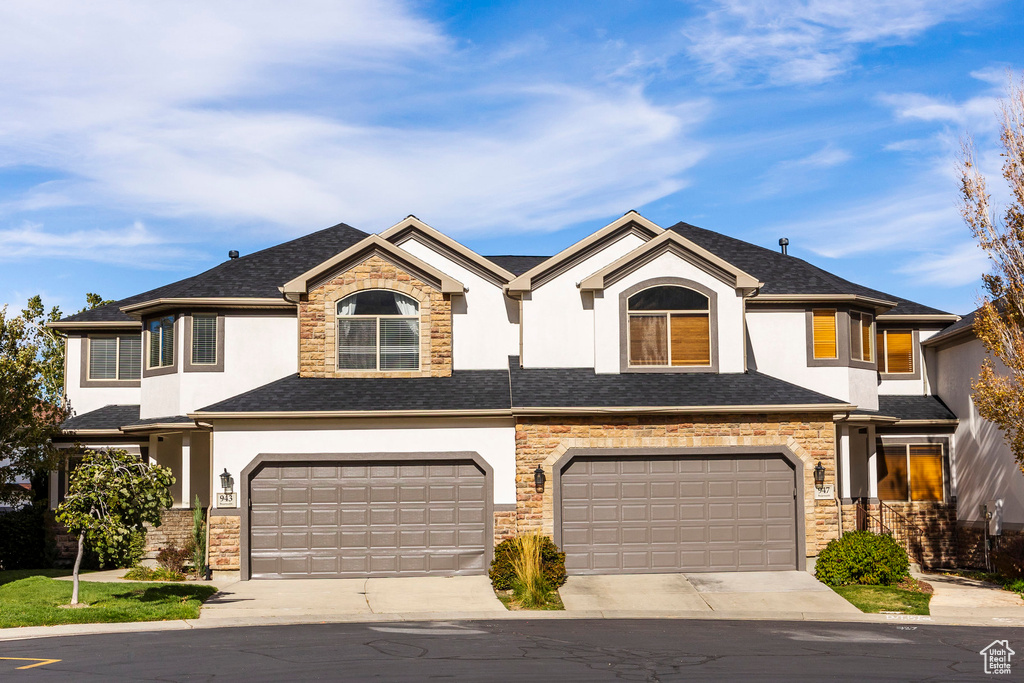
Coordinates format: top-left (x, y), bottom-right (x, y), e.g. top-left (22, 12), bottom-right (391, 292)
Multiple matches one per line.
top-left (850, 312), bottom-right (874, 363)
top-left (337, 290), bottom-right (420, 370)
top-left (191, 314), bottom-right (218, 365)
top-left (627, 285), bottom-right (710, 367)
top-left (876, 329), bottom-right (913, 374)
top-left (88, 334), bottom-right (141, 381)
top-left (811, 309), bottom-right (838, 359)
top-left (147, 316), bottom-right (175, 369)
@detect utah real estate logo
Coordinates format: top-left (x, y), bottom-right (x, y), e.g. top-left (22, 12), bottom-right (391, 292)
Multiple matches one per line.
top-left (980, 640), bottom-right (1014, 675)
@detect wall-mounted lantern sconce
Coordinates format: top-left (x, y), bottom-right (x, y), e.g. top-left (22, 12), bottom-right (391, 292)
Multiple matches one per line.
top-left (534, 466), bottom-right (546, 493)
top-left (220, 468), bottom-right (234, 494)
top-left (813, 461), bottom-right (826, 488)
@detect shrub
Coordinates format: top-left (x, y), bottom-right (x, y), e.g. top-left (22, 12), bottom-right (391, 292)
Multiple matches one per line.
top-left (815, 531), bottom-right (910, 586)
top-left (490, 535), bottom-right (566, 591)
top-left (100, 529), bottom-right (147, 570)
top-left (157, 544), bottom-right (191, 574)
top-left (993, 535), bottom-right (1024, 579)
top-left (124, 566), bottom-right (185, 582)
top-left (190, 496), bottom-right (206, 579)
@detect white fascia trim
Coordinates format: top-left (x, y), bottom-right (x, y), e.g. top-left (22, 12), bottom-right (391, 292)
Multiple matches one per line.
top-left (120, 298), bottom-right (293, 316)
top-left (749, 293), bottom-right (898, 310)
top-left (506, 210), bottom-right (664, 293)
top-left (120, 422), bottom-right (205, 433)
top-left (836, 413), bottom-right (901, 424)
top-left (380, 216), bottom-right (516, 282)
top-left (513, 403), bottom-right (853, 415)
top-left (893, 419), bottom-right (960, 426)
top-left (577, 230), bottom-right (762, 291)
top-left (189, 408), bottom-right (513, 420)
top-left (876, 314), bottom-right (960, 322)
top-left (48, 320), bottom-right (143, 330)
top-left (279, 234), bottom-right (465, 295)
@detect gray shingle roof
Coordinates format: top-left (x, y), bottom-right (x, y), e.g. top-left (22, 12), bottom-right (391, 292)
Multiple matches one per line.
top-left (508, 358), bottom-right (843, 409)
top-left (62, 405), bottom-right (140, 431)
top-left (196, 371), bottom-right (512, 413)
top-left (854, 395), bottom-right (957, 421)
top-left (927, 306), bottom-right (981, 346)
top-left (121, 415), bottom-right (195, 429)
top-left (669, 222), bottom-right (949, 316)
top-left (483, 255), bottom-right (550, 276)
top-left (59, 222), bottom-right (368, 324)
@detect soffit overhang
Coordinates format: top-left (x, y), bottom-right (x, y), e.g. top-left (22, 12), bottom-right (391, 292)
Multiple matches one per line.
top-left (279, 234), bottom-right (466, 297)
top-left (505, 211), bottom-right (665, 294)
top-left (577, 229), bottom-right (763, 293)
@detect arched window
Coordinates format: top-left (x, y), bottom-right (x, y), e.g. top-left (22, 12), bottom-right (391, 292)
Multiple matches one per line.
top-left (337, 290), bottom-right (420, 370)
top-left (627, 285), bottom-right (710, 367)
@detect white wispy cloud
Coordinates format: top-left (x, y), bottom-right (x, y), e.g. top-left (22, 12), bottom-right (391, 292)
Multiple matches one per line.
top-left (754, 144), bottom-right (851, 197)
top-left (898, 241), bottom-right (991, 287)
top-left (0, 221), bottom-right (195, 267)
top-left (682, 0), bottom-right (987, 85)
top-left (0, 2), bottom-right (711, 240)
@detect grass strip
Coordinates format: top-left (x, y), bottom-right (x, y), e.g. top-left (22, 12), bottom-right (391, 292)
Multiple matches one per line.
top-left (832, 584), bottom-right (931, 615)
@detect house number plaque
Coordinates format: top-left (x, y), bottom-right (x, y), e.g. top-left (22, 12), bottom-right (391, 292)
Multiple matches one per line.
top-left (217, 492), bottom-right (238, 508)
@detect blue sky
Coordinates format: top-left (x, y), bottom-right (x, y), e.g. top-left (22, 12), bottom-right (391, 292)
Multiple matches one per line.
top-left (0, 1), bottom-right (1021, 317)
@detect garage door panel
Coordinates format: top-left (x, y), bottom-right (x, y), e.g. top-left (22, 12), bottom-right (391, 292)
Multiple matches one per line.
top-left (251, 459), bottom-right (487, 579)
top-left (561, 454), bottom-right (797, 573)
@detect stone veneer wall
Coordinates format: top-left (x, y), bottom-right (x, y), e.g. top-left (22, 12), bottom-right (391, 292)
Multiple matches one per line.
top-left (298, 254), bottom-right (452, 378)
top-left (143, 509), bottom-right (195, 560)
top-left (494, 508), bottom-right (517, 546)
top-left (208, 515), bottom-right (241, 572)
top-left (514, 414), bottom-right (840, 556)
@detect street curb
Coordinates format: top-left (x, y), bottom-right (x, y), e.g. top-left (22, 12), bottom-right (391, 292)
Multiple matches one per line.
top-left (3, 609), bottom-right (1024, 641)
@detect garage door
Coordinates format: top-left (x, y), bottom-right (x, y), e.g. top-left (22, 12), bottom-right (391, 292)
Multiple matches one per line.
top-left (560, 454), bottom-right (797, 573)
top-left (249, 460), bottom-right (487, 579)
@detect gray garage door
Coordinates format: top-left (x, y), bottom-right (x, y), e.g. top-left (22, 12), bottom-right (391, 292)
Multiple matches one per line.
top-left (560, 455), bottom-right (797, 573)
top-left (249, 460), bottom-right (487, 579)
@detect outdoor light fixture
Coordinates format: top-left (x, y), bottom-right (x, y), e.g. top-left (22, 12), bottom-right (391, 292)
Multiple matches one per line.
top-left (220, 468), bottom-right (234, 494)
top-left (534, 465), bottom-right (546, 493)
top-left (813, 461), bottom-right (826, 487)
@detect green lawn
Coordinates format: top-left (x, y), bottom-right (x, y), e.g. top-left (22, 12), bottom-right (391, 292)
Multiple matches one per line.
top-left (833, 585), bottom-right (931, 615)
top-left (0, 569), bottom-right (78, 586)
top-left (0, 575), bottom-right (217, 628)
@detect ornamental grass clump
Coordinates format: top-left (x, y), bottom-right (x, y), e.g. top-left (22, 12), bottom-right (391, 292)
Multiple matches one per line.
top-left (510, 532), bottom-right (550, 608)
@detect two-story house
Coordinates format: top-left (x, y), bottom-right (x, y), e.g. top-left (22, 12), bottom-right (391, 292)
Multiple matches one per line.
top-left (52, 211), bottom-right (995, 578)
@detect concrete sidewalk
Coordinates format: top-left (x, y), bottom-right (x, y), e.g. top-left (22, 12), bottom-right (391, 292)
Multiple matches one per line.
top-left (917, 571), bottom-right (1024, 619)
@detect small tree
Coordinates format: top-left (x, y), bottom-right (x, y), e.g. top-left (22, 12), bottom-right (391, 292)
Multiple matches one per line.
top-left (56, 449), bottom-right (173, 605)
top-left (190, 494), bottom-right (206, 579)
top-left (960, 71), bottom-right (1024, 467)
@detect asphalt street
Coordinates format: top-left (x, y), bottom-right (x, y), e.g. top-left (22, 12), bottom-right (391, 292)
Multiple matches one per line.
top-left (0, 618), bottom-right (1019, 681)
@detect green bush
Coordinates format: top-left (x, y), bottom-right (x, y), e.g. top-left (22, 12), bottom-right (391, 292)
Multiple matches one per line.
top-left (815, 531), bottom-right (910, 586)
top-left (99, 529), bottom-right (147, 569)
top-left (490, 536), bottom-right (566, 591)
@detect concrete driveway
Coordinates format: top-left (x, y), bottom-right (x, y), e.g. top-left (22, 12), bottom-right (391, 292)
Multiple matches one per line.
top-left (200, 575), bottom-right (505, 621)
top-left (558, 571), bottom-right (860, 615)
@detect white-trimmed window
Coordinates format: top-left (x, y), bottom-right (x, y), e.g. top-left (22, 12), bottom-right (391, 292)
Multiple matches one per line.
top-left (850, 312), bottom-right (874, 363)
top-left (336, 290), bottom-right (419, 370)
top-left (88, 334), bottom-right (141, 381)
top-left (626, 285), bottom-right (710, 367)
top-left (147, 316), bottom-right (175, 368)
top-left (191, 314), bottom-right (218, 365)
top-left (876, 329), bottom-right (913, 374)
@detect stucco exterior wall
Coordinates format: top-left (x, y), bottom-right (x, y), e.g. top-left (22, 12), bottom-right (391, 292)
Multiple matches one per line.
top-left (936, 337), bottom-right (1024, 527)
top-left (209, 417), bottom-right (517, 507)
top-left (592, 251), bottom-right (746, 374)
top-left (397, 237), bottom-right (519, 371)
top-left (878, 328), bottom-right (940, 396)
top-left (521, 232), bottom-right (647, 368)
top-left (514, 413), bottom-right (840, 556)
top-left (65, 335), bottom-right (141, 416)
top-left (298, 254), bottom-right (452, 378)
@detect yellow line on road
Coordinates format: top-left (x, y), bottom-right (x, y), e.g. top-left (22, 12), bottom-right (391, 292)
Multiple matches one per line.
top-left (0, 657), bottom-right (62, 669)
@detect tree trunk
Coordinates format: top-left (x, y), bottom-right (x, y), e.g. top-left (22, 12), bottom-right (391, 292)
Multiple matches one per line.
top-left (71, 532), bottom-right (84, 605)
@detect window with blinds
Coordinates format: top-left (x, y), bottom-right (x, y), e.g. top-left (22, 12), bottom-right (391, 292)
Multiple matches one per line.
top-left (88, 334), bottom-right (141, 381)
top-left (626, 285), bottom-right (710, 367)
top-left (876, 329), bottom-right (913, 374)
top-left (336, 290), bottom-right (420, 371)
top-left (849, 312), bottom-right (874, 362)
top-left (812, 309), bottom-right (837, 359)
top-left (148, 316), bottom-right (175, 368)
top-left (191, 314), bottom-right (218, 365)
top-left (876, 441), bottom-right (944, 502)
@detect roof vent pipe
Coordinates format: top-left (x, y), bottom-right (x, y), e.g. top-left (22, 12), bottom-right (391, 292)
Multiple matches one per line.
top-left (228, 250), bottom-right (239, 259)
top-left (778, 238), bottom-right (789, 255)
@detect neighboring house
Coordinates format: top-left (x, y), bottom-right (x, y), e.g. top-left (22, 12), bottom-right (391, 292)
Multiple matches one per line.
top-left (49, 211), bottom-right (1008, 579)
